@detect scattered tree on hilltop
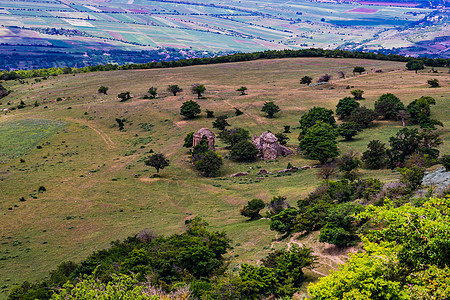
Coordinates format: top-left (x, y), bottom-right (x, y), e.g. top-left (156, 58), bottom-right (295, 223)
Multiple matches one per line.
top-left (299, 106), bottom-right (336, 135)
top-left (98, 86), bottom-right (108, 95)
top-left (212, 115), bottom-right (230, 131)
top-left (353, 66), bottom-right (365, 75)
top-left (167, 84), bottom-right (182, 96)
top-left (191, 83), bottom-right (206, 99)
top-left (261, 101), bottom-right (280, 118)
top-left (180, 100), bottom-right (201, 119)
top-left (406, 59), bottom-right (424, 73)
top-left (300, 76), bottom-right (312, 86)
top-left (374, 93), bottom-right (405, 120)
top-left (236, 86), bottom-right (247, 95)
top-left (336, 97), bottom-right (360, 120)
top-left (145, 153), bottom-right (170, 174)
top-left (147, 86), bottom-right (158, 99)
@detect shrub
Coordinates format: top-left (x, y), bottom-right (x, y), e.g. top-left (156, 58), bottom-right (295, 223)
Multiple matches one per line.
top-left (441, 155), bottom-right (450, 171)
top-left (147, 86), bottom-right (157, 98)
top-left (299, 106), bottom-right (336, 135)
top-left (336, 97), bottom-right (360, 120)
top-left (194, 151), bottom-right (223, 177)
top-left (234, 107), bottom-right (243, 116)
top-left (98, 86), bottom-right (108, 94)
top-left (167, 84), bottom-right (182, 96)
top-left (427, 79), bottom-right (440, 88)
top-left (118, 91), bottom-right (131, 102)
top-left (398, 165), bottom-right (425, 191)
top-left (300, 76), bottom-right (312, 85)
top-left (241, 199), bottom-right (265, 220)
top-left (274, 132), bottom-right (289, 145)
top-left (205, 109), bottom-right (214, 118)
top-left (353, 66), bottom-right (365, 75)
top-left (338, 122), bottom-right (359, 141)
top-left (212, 115), bottom-right (230, 131)
top-left (236, 86), bottom-right (247, 95)
top-left (348, 106), bottom-right (377, 129)
top-left (317, 74), bottom-right (331, 83)
top-left (374, 93), bottom-right (405, 120)
top-left (191, 83), bottom-right (206, 99)
top-left (267, 196), bottom-right (290, 216)
top-left (350, 89), bottom-right (364, 100)
top-left (299, 121), bottom-right (339, 164)
top-left (261, 101), bottom-right (280, 118)
top-left (230, 140), bottom-right (258, 162)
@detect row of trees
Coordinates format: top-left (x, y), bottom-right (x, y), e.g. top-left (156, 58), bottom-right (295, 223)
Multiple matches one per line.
top-left (2, 48), bottom-right (447, 81)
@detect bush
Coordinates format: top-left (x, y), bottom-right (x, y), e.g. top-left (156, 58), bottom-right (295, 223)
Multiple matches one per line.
top-left (407, 96), bottom-right (442, 129)
top-left (274, 132), bottom-right (289, 145)
top-left (205, 109), bottom-right (214, 118)
top-left (194, 151), bottom-right (223, 177)
top-left (147, 86), bottom-right (157, 98)
top-left (441, 155), bottom-right (450, 171)
top-left (353, 66), bottom-right (365, 75)
top-left (300, 76), bottom-right (312, 85)
top-left (212, 115), bottom-right (230, 131)
top-left (241, 199), bottom-right (265, 220)
top-left (270, 208), bottom-right (299, 235)
top-left (234, 107), bottom-right (243, 116)
top-left (118, 91), bottom-right (131, 102)
top-left (230, 140), bottom-right (258, 162)
top-left (98, 86), bottom-right (108, 94)
top-left (167, 84), bottom-right (182, 96)
top-left (398, 165), bottom-right (425, 191)
top-left (236, 86), bottom-right (247, 95)
top-left (350, 89), bottom-right (364, 100)
top-left (267, 196), bottom-right (290, 216)
top-left (180, 100), bottom-right (201, 119)
top-left (183, 132), bottom-right (194, 148)
top-left (317, 74), bottom-right (331, 83)
top-left (220, 127), bottom-right (250, 148)
top-left (427, 79), bottom-right (440, 88)
top-left (191, 83), bottom-right (206, 98)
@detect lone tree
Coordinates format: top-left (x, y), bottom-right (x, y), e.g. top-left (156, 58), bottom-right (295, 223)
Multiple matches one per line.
top-left (350, 89), bottom-right (364, 100)
top-left (118, 91), bottom-right (131, 102)
top-left (300, 76), bottom-right (312, 86)
top-left (353, 66), bottom-right (365, 75)
top-left (230, 140), bottom-right (258, 162)
top-left (237, 86), bottom-right (248, 95)
top-left (98, 86), bottom-right (109, 95)
top-left (191, 83), bottom-right (206, 99)
top-left (241, 199), bottom-right (265, 220)
top-left (261, 101), bottom-right (280, 118)
top-left (317, 74), bottom-right (331, 83)
top-left (406, 59), bottom-right (424, 73)
top-left (147, 87), bottom-right (158, 99)
top-left (145, 153), bottom-right (170, 174)
top-left (180, 100), bottom-right (201, 119)
top-left (427, 79), bottom-right (440, 88)
top-left (167, 84), bottom-right (183, 96)
top-left (299, 121), bottom-right (339, 164)
top-left (194, 150), bottom-right (223, 177)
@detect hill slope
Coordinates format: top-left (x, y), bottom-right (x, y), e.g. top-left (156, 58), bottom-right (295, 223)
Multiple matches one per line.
top-left (0, 57), bottom-right (449, 298)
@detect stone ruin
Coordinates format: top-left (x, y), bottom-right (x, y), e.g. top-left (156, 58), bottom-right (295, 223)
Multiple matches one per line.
top-left (193, 128), bottom-right (215, 151)
top-left (252, 131), bottom-right (291, 160)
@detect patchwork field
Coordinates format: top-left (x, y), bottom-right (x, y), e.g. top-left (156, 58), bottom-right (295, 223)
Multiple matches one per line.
top-left (0, 0), bottom-right (448, 70)
top-left (0, 57), bottom-right (449, 298)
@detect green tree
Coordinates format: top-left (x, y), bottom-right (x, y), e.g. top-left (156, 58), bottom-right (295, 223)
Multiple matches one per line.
top-left (336, 97), bottom-right (360, 119)
top-left (406, 59), bottom-right (424, 73)
top-left (180, 100), bottom-right (201, 119)
top-left (191, 83), bottom-right (206, 99)
top-left (194, 151), bottom-right (223, 177)
top-left (230, 140), bottom-right (258, 162)
top-left (348, 106), bottom-right (378, 129)
top-left (299, 106), bottom-right (336, 135)
top-left (183, 132), bottom-right (194, 148)
top-left (241, 199), bottom-right (265, 220)
top-left (167, 84), bottom-right (183, 96)
top-left (145, 153), bottom-right (169, 174)
top-left (406, 96), bottom-right (442, 128)
top-left (299, 121), bottom-right (339, 164)
top-left (387, 127), bottom-right (420, 168)
top-left (98, 86), bottom-right (108, 95)
top-left (212, 115), bottom-right (230, 131)
top-left (236, 86), bottom-right (247, 95)
top-left (350, 89), bottom-right (364, 100)
top-left (398, 165), bottom-right (425, 190)
top-left (261, 101), bottom-right (280, 118)
top-left (274, 132), bottom-right (289, 145)
top-left (205, 109), bottom-right (214, 118)
top-left (353, 66), bottom-right (365, 75)
top-left (441, 154), bottom-right (450, 171)
top-left (374, 93), bottom-right (405, 120)
top-left (147, 86), bottom-right (157, 98)
top-left (427, 79), bottom-right (440, 88)
top-left (338, 122), bottom-right (359, 141)
top-left (362, 140), bottom-right (387, 169)
top-left (118, 91), bottom-right (131, 102)
top-left (300, 76), bottom-right (312, 86)
top-left (220, 127), bottom-right (250, 148)
top-left (270, 208), bottom-right (299, 235)
top-left (338, 150), bottom-right (361, 181)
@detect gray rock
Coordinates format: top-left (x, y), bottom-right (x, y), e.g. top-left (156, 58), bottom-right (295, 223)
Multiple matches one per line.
top-left (230, 172), bottom-right (249, 178)
top-left (252, 131), bottom-right (291, 160)
top-left (422, 166), bottom-right (450, 194)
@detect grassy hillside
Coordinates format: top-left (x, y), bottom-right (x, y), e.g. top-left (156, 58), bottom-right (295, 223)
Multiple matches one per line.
top-left (0, 57), bottom-right (449, 298)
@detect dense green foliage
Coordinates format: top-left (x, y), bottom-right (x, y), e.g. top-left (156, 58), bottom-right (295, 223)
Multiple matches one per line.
top-left (350, 89), bottom-right (364, 100)
top-left (338, 122), bottom-right (359, 141)
top-left (97, 86), bottom-right (108, 95)
top-left (309, 197), bottom-right (450, 299)
top-left (194, 151), bottom-right (223, 177)
top-left (299, 107), bottom-right (336, 135)
top-left (374, 93), bottom-right (405, 120)
top-left (352, 66), bottom-right (365, 75)
top-left (183, 132), bottom-right (195, 148)
top-left (212, 115), bottom-right (230, 131)
top-left (180, 100), bottom-right (201, 119)
top-left (347, 106), bottom-right (378, 129)
top-left (362, 140), bottom-right (388, 169)
top-left (406, 59), bottom-right (424, 73)
top-left (300, 76), bottom-right (312, 85)
top-left (240, 199), bottom-right (265, 220)
top-left (406, 96), bottom-right (442, 129)
top-left (230, 140), bottom-right (258, 162)
top-left (118, 91), bottom-right (131, 102)
top-left (220, 127), bottom-right (251, 148)
top-left (299, 122), bottom-right (339, 164)
top-left (336, 97), bottom-right (360, 120)
top-left (191, 84), bottom-right (206, 99)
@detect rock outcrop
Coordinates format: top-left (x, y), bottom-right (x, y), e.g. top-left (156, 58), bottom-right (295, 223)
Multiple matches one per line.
top-left (422, 166), bottom-right (450, 194)
top-left (252, 131), bottom-right (291, 160)
top-left (193, 128), bottom-right (215, 151)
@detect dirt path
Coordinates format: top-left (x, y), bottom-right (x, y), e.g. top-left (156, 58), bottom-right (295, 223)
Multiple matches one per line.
top-left (65, 118), bottom-right (115, 148)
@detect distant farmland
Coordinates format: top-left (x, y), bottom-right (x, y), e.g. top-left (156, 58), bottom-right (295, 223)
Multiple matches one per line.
top-left (0, 0), bottom-right (448, 69)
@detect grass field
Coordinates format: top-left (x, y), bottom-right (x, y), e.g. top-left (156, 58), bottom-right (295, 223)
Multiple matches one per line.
top-left (0, 57), bottom-right (449, 298)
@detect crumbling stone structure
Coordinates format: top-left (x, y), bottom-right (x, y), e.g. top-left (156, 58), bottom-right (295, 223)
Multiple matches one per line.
top-left (193, 128), bottom-right (216, 151)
